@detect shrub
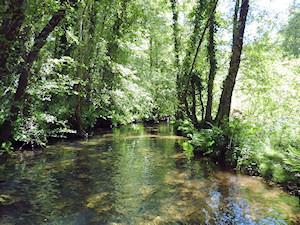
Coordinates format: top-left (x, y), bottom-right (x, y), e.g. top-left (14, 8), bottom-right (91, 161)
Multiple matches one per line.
top-left (178, 118), bottom-right (300, 188)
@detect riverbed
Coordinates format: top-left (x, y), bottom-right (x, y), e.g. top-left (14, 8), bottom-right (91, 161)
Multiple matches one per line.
top-left (0, 124), bottom-right (299, 225)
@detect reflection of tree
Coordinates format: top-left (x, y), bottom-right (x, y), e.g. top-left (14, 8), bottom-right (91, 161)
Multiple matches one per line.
top-left (12, 153), bottom-right (73, 224)
top-left (22, 148), bottom-right (82, 223)
top-left (0, 159), bottom-right (60, 224)
top-left (210, 175), bottom-right (233, 224)
top-left (59, 143), bottom-right (117, 224)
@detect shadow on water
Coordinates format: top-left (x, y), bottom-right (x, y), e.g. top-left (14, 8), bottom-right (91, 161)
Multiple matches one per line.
top-left (0, 124), bottom-right (299, 225)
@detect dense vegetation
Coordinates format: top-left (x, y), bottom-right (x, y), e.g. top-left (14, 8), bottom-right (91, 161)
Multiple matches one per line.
top-left (0, 0), bottom-right (299, 192)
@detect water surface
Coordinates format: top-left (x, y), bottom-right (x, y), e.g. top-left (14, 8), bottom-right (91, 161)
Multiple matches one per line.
top-left (0, 124), bottom-right (299, 225)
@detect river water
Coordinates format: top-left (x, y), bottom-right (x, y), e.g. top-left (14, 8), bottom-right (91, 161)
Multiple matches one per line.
top-left (0, 124), bottom-right (299, 225)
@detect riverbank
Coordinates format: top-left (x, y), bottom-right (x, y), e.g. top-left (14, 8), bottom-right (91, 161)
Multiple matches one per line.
top-left (0, 118), bottom-right (171, 156)
top-left (176, 120), bottom-right (300, 198)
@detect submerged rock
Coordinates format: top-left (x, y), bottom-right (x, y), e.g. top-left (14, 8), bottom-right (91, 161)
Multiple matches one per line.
top-left (0, 194), bottom-right (19, 205)
top-left (86, 192), bottom-right (109, 209)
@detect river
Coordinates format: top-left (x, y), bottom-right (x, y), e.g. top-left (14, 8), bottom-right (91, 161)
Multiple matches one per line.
top-left (0, 124), bottom-right (299, 225)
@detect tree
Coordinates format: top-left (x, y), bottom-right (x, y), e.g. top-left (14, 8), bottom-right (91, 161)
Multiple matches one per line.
top-left (282, 8), bottom-right (300, 58)
top-left (204, 10), bottom-right (217, 124)
top-left (215, 0), bottom-right (249, 123)
top-left (73, 1), bottom-right (97, 137)
top-left (0, 0), bottom-right (251, 147)
top-left (177, 0), bottom-right (218, 124)
top-left (0, 1), bottom-right (73, 143)
top-left (170, 0), bottom-right (180, 70)
top-left (170, 0), bottom-right (183, 120)
top-left (0, 0), bottom-right (26, 84)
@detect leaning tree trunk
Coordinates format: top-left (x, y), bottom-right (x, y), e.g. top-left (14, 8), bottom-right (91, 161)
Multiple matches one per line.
top-left (0, 9), bottom-right (66, 143)
top-left (215, 0), bottom-right (249, 124)
top-left (180, 0), bottom-right (219, 121)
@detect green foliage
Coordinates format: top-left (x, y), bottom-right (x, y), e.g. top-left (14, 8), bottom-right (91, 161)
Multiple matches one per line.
top-left (179, 120), bottom-right (224, 158)
top-left (189, 126), bottom-right (223, 155)
top-left (177, 120), bottom-right (196, 135)
top-left (110, 76), bottom-right (155, 125)
top-left (0, 0), bottom-right (179, 147)
top-left (179, 116), bottom-right (300, 186)
top-left (252, 139), bottom-right (300, 184)
top-left (0, 141), bottom-right (13, 156)
top-left (14, 112), bottom-right (76, 148)
top-left (12, 56), bottom-right (79, 147)
top-left (281, 8), bottom-right (300, 58)
top-left (285, 146), bottom-right (300, 174)
top-left (182, 141), bottom-right (194, 158)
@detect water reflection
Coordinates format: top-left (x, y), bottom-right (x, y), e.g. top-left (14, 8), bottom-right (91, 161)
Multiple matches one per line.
top-left (0, 124), bottom-right (299, 225)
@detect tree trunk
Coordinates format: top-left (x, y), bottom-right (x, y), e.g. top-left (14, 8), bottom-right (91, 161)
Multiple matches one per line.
top-left (183, 0), bottom-right (219, 93)
top-left (205, 11), bottom-right (217, 124)
top-left (149, 34), bottom-right (154, 71)
top-left (170, 0), bottom-right (183, 120)
top-left (73, 4), bottom-right (87, 137)
top-left (215, 0), bottom-right (249, 123)
top-left (181, 0), bottom-right (219, 120)
top-left (55, 25), bottom-right (71, 58)
top-left (73, 2), bottom-right (98, 137)
top-left (0, 9), bottom-right (66, 143)
top-left (170, 0), bottom-right (180, 69)
top-left (107, 0), bottom-right (129, 60)
top-left (193, 74), bottom-right (205, 122)
top-left (190, 77), bottom-right (198, 125)
top-left (74, 84), bottom-right (86, 137)
top-left (0, 0), bottom-right (26, 83)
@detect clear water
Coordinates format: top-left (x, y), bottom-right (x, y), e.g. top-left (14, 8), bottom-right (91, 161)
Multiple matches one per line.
top-left (0, 124), bottom-right (299, 225)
